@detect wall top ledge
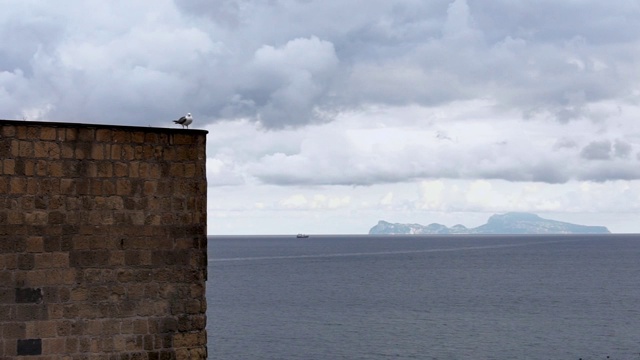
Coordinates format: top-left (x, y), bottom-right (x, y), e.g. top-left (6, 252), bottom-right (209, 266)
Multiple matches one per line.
top-left (0, 118), bottom-right (208, 135)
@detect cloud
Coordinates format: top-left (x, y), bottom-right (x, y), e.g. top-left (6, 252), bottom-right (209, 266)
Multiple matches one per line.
top-left (2, 0), bottom-right (640, 131)
top-left (613, 139), bottom-right (633, 158)
top-left (580, 140), bottom-right (612, 160)
top-left (235, 101), bottom-right (640, 185)
top-left (240, 36), bottom-right (339, 128)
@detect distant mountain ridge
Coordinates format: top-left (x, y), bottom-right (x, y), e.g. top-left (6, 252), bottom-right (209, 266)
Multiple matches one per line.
top-left (369, 212), bottom-right (611, 235)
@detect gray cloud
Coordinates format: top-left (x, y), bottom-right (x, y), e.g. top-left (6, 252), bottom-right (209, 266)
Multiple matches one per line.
top-left (580, 140), bottom-right (612, 160)
top-left (239, 36), bottom-right (340, 128)
top-left (553, 138), bottom-right (578, 150)
top-left (2, 0), bottom-right (639, 129)
top-left (613, 139), bottom-right (632, 158)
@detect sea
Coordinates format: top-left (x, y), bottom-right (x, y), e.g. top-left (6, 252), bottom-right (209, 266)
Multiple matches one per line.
top-left (205, 234), bottom-right (640, 360)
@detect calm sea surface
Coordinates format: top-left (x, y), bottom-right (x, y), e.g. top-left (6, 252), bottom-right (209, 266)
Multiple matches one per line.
top-left (206, 234), bottom-right (640, 359)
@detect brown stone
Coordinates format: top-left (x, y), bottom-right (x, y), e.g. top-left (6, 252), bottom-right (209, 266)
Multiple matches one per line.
top-left (35, 159), bottom-right (47, 176)
top-left (96, 129), bottom-right (112, 142)
top-left (27, 320), bottom-right (58, 338)
top-left (97, 162), bottom-right (113, 177)
top-left (2, 124), bottom-right (16, 136)
top-left (23, 159), bottom-right (35, 176)
top-left (184, 163), bottom-right (196, 178)
top-left (60, 178), bottom-right (75, 195)
top-left (77, 128), bottom-right (95, 141)
top-left (0, 120), bottom-right (207, 358)
top-left (91, 143), bottom-right (104, 160)
top-left (43, 337), bottom-right (66, 355)
top-left (113, 162), bottom-right (128, 177)
top-left (65, 128), bottom-right (77, 140)
top-left (3, 322), bottom-right (26, 338)
top-left (4, 159), bottom-right (15, 175)
top-left (26, 236), bottom-right (44, 253)
top-left (112, 129), bottom-right (130, 143)
top-left (40, 127), bottom-right (57, 140)
top-left (61, 143), bottom-right (74, 158)
top-left (8, 211), bottom-right (23, 224)
top-left (172, 134), bottom-right (195, 145)
top-left (19, 140), bottom-right (33, 157)
top-left (116, 179), bottom-right (132, 195)
top-left (34, 141), bottom-right (60, 159)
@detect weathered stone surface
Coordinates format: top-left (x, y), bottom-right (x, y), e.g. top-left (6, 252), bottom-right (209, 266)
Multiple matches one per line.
top-left (0, 120), bottom-right (208, 359)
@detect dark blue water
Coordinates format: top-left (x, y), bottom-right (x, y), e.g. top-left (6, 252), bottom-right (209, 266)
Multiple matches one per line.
top-left (206, 235), bottom-right (640, 359)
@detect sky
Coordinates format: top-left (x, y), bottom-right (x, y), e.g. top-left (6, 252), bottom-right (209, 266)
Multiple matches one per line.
top-left (2, 0), bottom-right (640, 234)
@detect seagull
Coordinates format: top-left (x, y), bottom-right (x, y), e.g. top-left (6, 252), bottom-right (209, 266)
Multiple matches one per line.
top-left (174, 113), bottom-right (193, 128)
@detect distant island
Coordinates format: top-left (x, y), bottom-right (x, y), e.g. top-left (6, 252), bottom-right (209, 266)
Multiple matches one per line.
top-left (369, 212), bottom-right (611, 235)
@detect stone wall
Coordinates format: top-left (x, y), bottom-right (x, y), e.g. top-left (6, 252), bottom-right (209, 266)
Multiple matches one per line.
top-left (0, 120), bottom-right (208, 359)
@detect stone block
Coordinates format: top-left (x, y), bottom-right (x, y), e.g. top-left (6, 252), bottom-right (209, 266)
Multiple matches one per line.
top-left (172, 134), bottom-right (195, 145)
top-left (19, 140), bottom-right (33, 157)
top-left (4, 159), bottom-right (15, 175)
top-left (18, 254), bottom-right (34, 270)
top-left (48, 211), bottom-right (65, 225)
top-left (61, 143), bottom-right (75, 158)
top-left (134, 145), bottom-right (144, 159)
top-left (65, 337), bottom-right (78, 353)
top-left (51, 203), bottom-right (64, 218)
top-left (26, 320), bottom-right (57, 338)
top-left (56, 128), bottom-right (66, 141)
top-left (116, 179), bottom-right (132, 195)
top-left (132, 131), bottom-right (146, 143)
top-left (169, 163), bottom-right (183, 177)
top-left (184, 163), bottom-right (196, 177)
top-left (144, 133), bottom-right (158, 143)
top-left (49, 161), bottom-right (64, 177)
top-left (65, 128), bottom-right (77, 141)
top-left (133, 319), bottom-right (148, 334)
top-left (8, 211), bottom-right (24, 224)
top-left (96, 129), bottom-right (112, 142)
top-left (77, 128), bottom-right (94, 141)
top-left (34, 252), bottom-right (69, 269)
top-left (122, 144), bottom-right (135, 161)
top-left (42, 337), bottom-right (66, 354)
top-left (15, 304), bottom-right (47, 321)
top-left (97, 162), bottom-right (113, 177)
top-left (36, 159), bottom-right (47, 176)
top-left (15, 287), bottom-right (43, 303)
top-left (70, 250), bottom-right (110, 268)
top-left (34, 141), bottom-right (60, 159)
top-left (91, 143), bottom-right (104, 160)
top-left (17, 338), bottom-right (42, 356)
top-left (3, 322), bottom-right (26, 339)
top-left (114, 162), bottom-right (128, 177)
top-left (40, 127), bottom-right (57, 141)
top-left (7, 139), bottom-right (18, 157)
top-left (26, 236), bottom-right (44, 253)
top-left (149, 164), bottom-right (162, 179)
top-left (143, 145), bottom-right (154, 159)
top-left (112, 129), bottom-right (130, 143)
top-left (162, 147), bottom-right (176, 161)
top-left (21, 159), bottom-right (35, 176)
top-left (90, 179), bottom-right (103, 195)
top-left (60, 178), bottom-right (75, 195)
top-left (2, 124), bottom-right (16, 136)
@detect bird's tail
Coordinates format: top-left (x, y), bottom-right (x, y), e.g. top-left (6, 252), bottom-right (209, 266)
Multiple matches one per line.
top-left (173, 120), bottom-right (180, 124)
